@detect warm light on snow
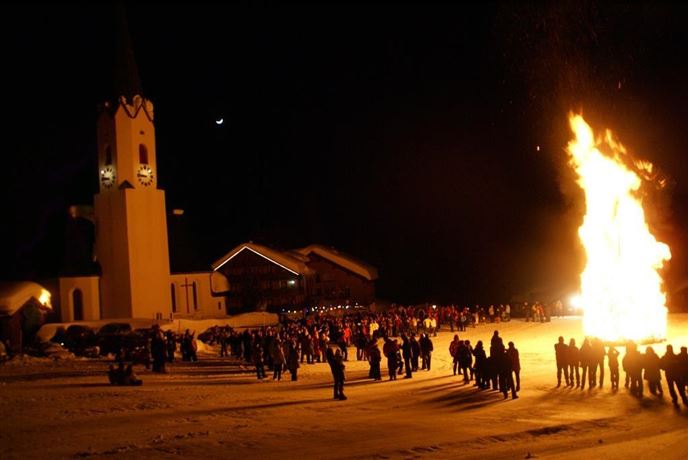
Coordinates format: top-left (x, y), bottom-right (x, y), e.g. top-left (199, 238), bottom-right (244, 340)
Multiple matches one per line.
top-left (566, 114), bottom-right (671, 343)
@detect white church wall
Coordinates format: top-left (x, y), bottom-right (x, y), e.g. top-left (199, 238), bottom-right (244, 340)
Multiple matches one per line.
top-left (170, 272), bottom-right (226, 319)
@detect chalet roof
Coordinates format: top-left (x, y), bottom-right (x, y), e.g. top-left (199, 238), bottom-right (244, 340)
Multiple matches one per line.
top-left (0, 281), bottom-right (53, 316)
top-left (294, 244), bottom-right (378, 281)
top-left (211, 243), bottom-right (314, 276)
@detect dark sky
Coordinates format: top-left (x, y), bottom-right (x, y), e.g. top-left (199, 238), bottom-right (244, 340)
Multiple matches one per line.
top-left (4, 2), bottom-right (688, 306)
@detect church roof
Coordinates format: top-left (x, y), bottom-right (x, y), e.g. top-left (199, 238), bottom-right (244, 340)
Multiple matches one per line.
top-left (0, 281), bottom-right (53, 316)
top-left (211, 242), bottom-right (378, 281)
top-left (211, 243), bottom-right (314, 276)
top-left (294, 244), bottom-right (379, 281)
top-left (113, 4), bottom-right (143, 102)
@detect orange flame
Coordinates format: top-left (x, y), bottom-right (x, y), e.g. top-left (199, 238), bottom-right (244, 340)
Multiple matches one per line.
top-left (567, 114), bottom-right (671, 342)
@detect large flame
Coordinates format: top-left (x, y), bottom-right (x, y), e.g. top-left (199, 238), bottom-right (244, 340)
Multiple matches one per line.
top-left (567, 114), bottom-right (671, 342)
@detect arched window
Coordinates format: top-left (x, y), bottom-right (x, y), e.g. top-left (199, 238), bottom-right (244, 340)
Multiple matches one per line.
top-left (171, 284), bottom-right (177, 313)
top-left (104, 145), bottom-right (112, 165)
top-left (138, 144), bottom-right (149, 164)
top-left (72, 289), bottom-right (83, 321)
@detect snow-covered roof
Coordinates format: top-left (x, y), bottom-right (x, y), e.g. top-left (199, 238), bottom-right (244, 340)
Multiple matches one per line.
top-left (211, 243), bottom-right (314, 276)
top-left (294, 244), bottom-right (378, 281)
top-left (0, 281), bottom-right (52, 316)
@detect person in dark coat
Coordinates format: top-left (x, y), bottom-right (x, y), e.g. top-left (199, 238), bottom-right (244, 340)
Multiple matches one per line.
top-left (449, 335), bottom-right (461, 376)
top-left (497, 346), bottom-right (517, 399)
top-left (579, 338), bottom-right (593, 390)
top-left (383, 338), bottom-right (399, 380)
top-left (150, 326), bottom-right (167, 373)
top-left (458, 340), bottom-right (473, 383)
top-left (608, 345), bottom-right (620, 390)
top-left (367, 338), bottom-right (382, 380)
top-left (401, 334), bottom-right (413, 379)
top-left (661, 344), bottom-right (687, 406)
top-left (253, 342), bottom-right (266, 379)
top-left (420, 333), bottom-right (434, 371)
top-left (326, 347), bottom-right (347, 400)
top-left (286, 339), bottom-right (300, 381)
top-left (165, 330), bottom-right (176, 363)
top-left (473, 340), bottom-right (487, 388)
top-left (554, 336), bottom-right (570, 387)
top-left (272, 338), bottom-right (287, 381)
top-left (410, 334), bottom-right (421, 372)
top-left (507, 341), bottom-right (520, 392)
top-left (591, 338), bottom-right (606, 388)
top-left (568, 338), bottom-right (580, 388)
top-left (643, 346), bottom-right (663, 396)
top-left (623, 341), bottom-right (644, 397)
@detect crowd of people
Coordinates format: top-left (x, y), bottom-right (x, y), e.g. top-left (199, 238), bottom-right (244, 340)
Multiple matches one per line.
top-left (554, 336), bottom-right (688, 406)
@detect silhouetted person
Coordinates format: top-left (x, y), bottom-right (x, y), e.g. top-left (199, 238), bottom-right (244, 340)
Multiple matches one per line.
top-left (287, 339), bottom-right (300, 381)
top-left (383, 338), bottom-right (399, 380)
top-left (401, 334), bottom-right (413, 379)
top-left (554, 336), bottom-right (570, 387)
top-left (497, 345), bottom-right (517, 399)
top-left (644, 346), bottom-right (663, 397)
top-left (459, 340), bottom-right (473, 383)
top-left (507, 341), bottom-right (521, 392)
top-left (449, 335), bottom-right (461, 376)
top-left (568, 338), bottom-right (580, 388)
top-left (473, 340), bottom-right (487, 389)
top-left (624, 341), bottom-right (643, 397)
top-left (327, 347), bottom-right (347, 400)
top-left (367, 338), bottom-right (382, 381)
top-left (579, 338), bottom-right (593, 390)
top-left (608, 345), bottom-right (620, 390)
top-left (253, 342), bottom-right (266, 379)
top-left (677, 347), bottom-right (688, 405)
top-left (592, 338), bottom-right (606, 388)
top-left (420, 333), bottom-right (433, 371)
top-left (410, 334), bottom-right (420, 371)
top-left (661, 344), bottom-right (687, 406)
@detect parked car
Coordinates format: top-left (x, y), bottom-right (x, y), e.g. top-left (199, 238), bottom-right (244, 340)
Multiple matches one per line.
top-left (61, 325), bottom-right (98, 356)
top-left (97, 323), bottom-right (132, 356)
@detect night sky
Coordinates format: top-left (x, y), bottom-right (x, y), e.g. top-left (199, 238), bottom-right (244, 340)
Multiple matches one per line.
top-left (4, 2), bottom-right (688, 306)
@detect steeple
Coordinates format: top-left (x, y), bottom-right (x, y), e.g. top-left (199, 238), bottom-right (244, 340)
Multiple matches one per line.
top-left (113, 3), bottom-right (143, 102)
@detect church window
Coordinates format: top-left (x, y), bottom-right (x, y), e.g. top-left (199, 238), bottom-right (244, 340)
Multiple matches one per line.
top-left (171, 284), bottom-right (176, 312)
top-left (104, 145), bottom-right (112, 165)
top-left (139, 143), bottom-right (149, 164)
top-left (192, 281), bottom-right (198, 310)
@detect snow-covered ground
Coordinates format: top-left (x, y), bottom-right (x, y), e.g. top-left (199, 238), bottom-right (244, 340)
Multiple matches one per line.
top-left (2, 315), bottom-right (688, 459)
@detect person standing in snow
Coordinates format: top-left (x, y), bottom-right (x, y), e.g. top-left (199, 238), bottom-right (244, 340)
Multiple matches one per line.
top-left (554, 336), bottom-right (570, 387)
top-left (568, 338), bottom-right (580, 388)
top-left (473, 340), bottom-right (487, 388)
top-left (507, 341), bottom-right (520, 392)
top-left (286, 338), bottom-right (300, 381)
top-left (383, 338), bottom-right (399, 380)
top-left (367, 338), bottom-right (382, 380)
top-left (420, 333), bottom-right (433, 371)
top-left (644, 346), bottom-right (663, 397)
top-left (272, 338), bottom-right (287, 381)
top-left (150, 326), bottom-right (167, 373)
top-left (253, 341), bottom-right (266, 380)
top-left (449, 334), bottom-right (461, 376)
top-left (326, 347), bottom-right (347, 400)
top-left (459, 340), bottom-right (473, 383)
top-left (607, 345), bottom-right (620, 390)
top-left (661, 345), bottom-right (687, 406)
top-left (401, 333), bottom-right (413, 379)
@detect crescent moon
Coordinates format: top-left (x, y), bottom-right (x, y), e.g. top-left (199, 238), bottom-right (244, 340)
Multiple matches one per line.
top-left (215, 118), bottom-right (224, 125)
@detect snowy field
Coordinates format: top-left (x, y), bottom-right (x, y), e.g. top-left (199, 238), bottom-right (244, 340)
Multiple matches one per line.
top-left (2, 315), bottom-right (688, 459)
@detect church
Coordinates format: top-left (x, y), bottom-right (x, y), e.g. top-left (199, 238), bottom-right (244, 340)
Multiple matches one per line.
top-left (53, 15), bottom-right (377, 323)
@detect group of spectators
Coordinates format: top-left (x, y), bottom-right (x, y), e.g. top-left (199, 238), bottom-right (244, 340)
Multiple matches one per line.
top-left (554, 336), bottom-right (688, 406)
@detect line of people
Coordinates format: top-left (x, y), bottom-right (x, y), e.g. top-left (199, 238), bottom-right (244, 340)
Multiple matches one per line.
top-left (554, 336), bottom-right (688, 406)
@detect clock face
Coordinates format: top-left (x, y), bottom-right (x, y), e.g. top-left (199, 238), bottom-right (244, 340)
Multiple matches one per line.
top-left (100, 166), bottom-right (116, 188)
top-left (137, 164), bottom-right (154, 186)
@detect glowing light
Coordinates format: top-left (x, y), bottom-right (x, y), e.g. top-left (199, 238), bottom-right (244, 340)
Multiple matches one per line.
top-left (216, 118), bottom-right (223, 125)
top-left (566, 113), bottom-right (670, 342)
top-left (38, 289), bottom-right (52, 307)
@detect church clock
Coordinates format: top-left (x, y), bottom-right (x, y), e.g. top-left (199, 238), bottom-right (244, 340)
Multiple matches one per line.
top-left (136, 164), bottom-right (154, 186)
top-left (100, 166), bottom-right (116, 188)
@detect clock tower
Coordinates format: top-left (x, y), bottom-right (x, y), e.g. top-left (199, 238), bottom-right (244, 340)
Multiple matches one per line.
top-left (93, 11), bottom-right (171, 319)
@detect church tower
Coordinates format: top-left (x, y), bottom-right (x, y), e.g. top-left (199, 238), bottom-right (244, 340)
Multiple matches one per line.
top-left (94, 10), bottom-right (171, 319)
